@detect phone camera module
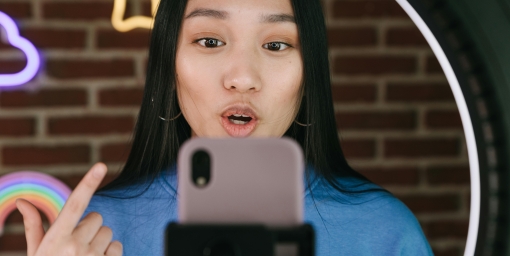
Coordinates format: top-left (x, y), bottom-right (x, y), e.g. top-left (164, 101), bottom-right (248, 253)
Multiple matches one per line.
top-left (192, 150), bottom-right (211, 188)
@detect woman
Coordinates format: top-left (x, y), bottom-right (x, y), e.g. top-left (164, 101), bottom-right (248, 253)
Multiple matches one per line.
top-left (15, 0), bottom-right (433, 255)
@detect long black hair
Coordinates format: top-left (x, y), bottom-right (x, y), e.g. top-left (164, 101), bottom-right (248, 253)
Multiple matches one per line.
top-left (100, 0), bottom-right (377, 196)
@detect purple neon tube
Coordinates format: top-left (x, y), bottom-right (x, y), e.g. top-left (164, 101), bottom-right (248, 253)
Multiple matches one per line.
top-left (0, 11), bottom-right (40, 87)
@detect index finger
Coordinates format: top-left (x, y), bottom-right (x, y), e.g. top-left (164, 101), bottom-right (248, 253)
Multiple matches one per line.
top-left (49, 163), bottom-right (107, 235)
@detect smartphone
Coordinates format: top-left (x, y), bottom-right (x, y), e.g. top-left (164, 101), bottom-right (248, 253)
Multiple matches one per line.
top-left (177, 137), bottom-right (304, 227)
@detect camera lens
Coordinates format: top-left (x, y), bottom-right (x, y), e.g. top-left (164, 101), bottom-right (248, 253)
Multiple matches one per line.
top-left (192, 150), bottom-right (211, 187)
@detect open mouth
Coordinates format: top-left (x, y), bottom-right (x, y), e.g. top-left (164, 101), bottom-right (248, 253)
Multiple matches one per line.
top-left (220, 106), bottom-right (258, 137)
top-left (227, 114), bottom-right (253, 125)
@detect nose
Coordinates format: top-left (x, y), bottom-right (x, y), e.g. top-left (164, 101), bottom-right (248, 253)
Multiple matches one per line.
top-left (222, 47), bottom-right (262, 93)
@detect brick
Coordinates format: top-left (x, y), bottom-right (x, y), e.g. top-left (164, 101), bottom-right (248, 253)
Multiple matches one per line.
top-left (386, 27), bottom-right (427, 46)
top-left (0, 40), bottom-right (15, 50)
top-left (100, 143), bottom-right (131, 162)
top-left (334, 56), bottom-right (416, 75)
top-left (0, 89), bottom-right (87, 108)
top-left (97, 29), bottom-right (151, 49)
top-left (0, 40), bottom-right (31, 51)
top-left (331, 84), bottom-right (376, 103)
top-left (48, 116), bottom-right (135, 135)
top-left (340, 139), bottom-right (375, 159)
top-left (425, 220), bottom-right (469, 239)
top-left (386, 83), bottom-right (454, 102)
top-left (99, 87), bottom-right (144, 106)
top-left (0, 117), bottom-right (35, 136)
top-left (0, 60), bottom-right (27, 74)
top-left (427, 165), bottom-right (470, 185)
top-left (327, 27), bottom-right (377, 47)
top-left (384, 138), bottom-right (460, 158)
top-left (46, 59), bottom-right (135, 79)
top-left (43, 2), bottom-right (113, 20)
top-left (426, 55), bottom-right (443, 74)
top-left (0, 234), bottom-right (26, 251)
top-left (5, 208), bottom-right (49, 225)
top-left (332, 0), bottom-right (407, 19)
top-left (425, 110), bottom-right (462, 129)
top-left (357, 167), bottom-right (420, 186)
top-left (398, 194), bottom-right (460, 213)
top-left (336, 111), bottom-right (416, 130)
top-left (21, 28), bottom-right (86, 49)
top-left (5, 209), bottom-right (23, 224)
top-left (3, 145), bottom-right (90, 166)
top-left (58, 173), bottom-right (118, 190)
top-left (0, 2), bottom-right (32, 19)
top-left (142, 1), bottom-right (154, 16)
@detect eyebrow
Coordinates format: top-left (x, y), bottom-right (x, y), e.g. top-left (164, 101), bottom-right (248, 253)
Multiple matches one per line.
top-left (185, 8), bottom-right (229, 20)
top-left (260, 13), bottom-right (295, 23)
top-left (184, 8), bottom-right (295, 23)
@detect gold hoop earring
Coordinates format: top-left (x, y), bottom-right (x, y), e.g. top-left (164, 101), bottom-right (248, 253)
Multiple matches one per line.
top-left (294, 120), bottom-right (312, 127)
top-left (159, 112), bottom-right (182, 121)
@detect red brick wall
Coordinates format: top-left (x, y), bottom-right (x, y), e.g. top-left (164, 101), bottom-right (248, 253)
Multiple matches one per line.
top-left (0, 0), bottom-right (469, 255)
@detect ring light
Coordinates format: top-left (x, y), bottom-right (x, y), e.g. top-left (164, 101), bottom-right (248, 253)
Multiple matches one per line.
top-left (396, 0), bottom-right (490, 256)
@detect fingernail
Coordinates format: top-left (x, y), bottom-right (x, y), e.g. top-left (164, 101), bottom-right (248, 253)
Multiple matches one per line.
top-left (92, 164), bottom-right (107, 178)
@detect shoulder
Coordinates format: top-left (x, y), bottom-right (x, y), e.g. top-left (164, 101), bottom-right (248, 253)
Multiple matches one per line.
top-left (306, 179), bottom-right (419, 231)
top-left (305, 177), bottom-right (433, 255)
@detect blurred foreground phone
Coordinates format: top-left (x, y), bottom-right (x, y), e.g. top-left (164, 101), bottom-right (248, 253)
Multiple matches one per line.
top-left (168, 138), bottom-right (309, 256)
top-left (177, 137), bottom-right (304, 226)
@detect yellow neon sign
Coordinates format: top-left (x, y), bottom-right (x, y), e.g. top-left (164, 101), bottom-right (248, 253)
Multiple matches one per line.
top-left (112, 0), bottom-right (159, 32)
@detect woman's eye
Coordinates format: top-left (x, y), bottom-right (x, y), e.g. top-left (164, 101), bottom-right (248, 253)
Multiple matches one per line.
top-left (196, 38), bottom-right (225, 48)
top-left (263, 42), bottom-right (290, 51)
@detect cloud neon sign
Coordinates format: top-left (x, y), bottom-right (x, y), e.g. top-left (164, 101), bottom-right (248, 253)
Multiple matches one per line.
top-left (112, 0), bottom-right (160, 32)
top-left (0, 11), bottom-right (40, 87)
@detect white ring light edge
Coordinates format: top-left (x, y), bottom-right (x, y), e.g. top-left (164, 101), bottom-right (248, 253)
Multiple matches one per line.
top-left (395, 1), bottom-right (480, 255)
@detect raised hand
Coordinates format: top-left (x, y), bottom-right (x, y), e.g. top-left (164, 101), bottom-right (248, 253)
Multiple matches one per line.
top-left (16, 163), bottom-right (122, 256)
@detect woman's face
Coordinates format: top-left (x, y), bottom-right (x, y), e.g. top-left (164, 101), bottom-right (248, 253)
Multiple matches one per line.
top-left (176, 0), bottom-right (303, 138)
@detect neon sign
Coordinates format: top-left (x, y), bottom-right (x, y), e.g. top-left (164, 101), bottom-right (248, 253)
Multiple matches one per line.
top-left (0, 11), bottom-right (40, 87)
top-left (112, 0), bottom-right (160, 32)
top-left (0, 171), bottom-right (71, 235)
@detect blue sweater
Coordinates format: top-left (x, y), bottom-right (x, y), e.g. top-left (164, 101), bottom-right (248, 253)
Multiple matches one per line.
top-left (84, 169), bottom-right (433, 255)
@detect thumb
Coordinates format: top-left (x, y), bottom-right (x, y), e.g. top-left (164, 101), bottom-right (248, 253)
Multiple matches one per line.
top-left (16, 198), bottom-right (45, 256)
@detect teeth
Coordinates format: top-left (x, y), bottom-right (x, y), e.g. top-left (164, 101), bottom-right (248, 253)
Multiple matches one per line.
top-left (230, 119), bottom-right (248, 125)
top-left (232, 114), bottom-right (250, 118)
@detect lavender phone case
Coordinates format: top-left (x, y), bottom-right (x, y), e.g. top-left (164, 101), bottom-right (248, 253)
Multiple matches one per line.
top-left (177, 138), bottom-right (304, 227)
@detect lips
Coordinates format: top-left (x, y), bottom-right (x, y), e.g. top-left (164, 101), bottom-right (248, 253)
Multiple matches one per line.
top-left (220, 106), bottom-right (258, 137)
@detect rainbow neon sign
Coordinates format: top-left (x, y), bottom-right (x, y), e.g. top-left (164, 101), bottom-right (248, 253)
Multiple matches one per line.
top-left (0, 171), bottom-right (71, 235)
top-left (0, 11), bottom-right (40, 87)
